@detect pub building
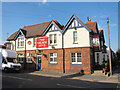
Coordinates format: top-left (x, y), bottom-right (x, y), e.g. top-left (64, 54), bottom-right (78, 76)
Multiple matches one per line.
top-left (5, 14), bottom-right (108, 74)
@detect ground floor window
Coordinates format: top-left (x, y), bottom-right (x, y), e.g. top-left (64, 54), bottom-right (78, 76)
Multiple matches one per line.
top-left (17, 54), bottom-right (24, 63)
top-left (27, 56), bottom-right (33, 63)
top-left (49, 53), bottom-right (57, 64)
top-left (71, 53), bottom-right (82, 64)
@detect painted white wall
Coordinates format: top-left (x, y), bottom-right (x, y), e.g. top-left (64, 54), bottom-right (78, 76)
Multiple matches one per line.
top-left (24, 31), bottom-right (62, 50)
top-left (63, 27), bottom-right (91, 48)
top-left (9, 41), bottom-right (15, 50)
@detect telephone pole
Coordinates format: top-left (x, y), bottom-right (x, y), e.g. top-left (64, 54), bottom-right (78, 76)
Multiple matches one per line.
top-left (107, 17), bottom-right (112, 76)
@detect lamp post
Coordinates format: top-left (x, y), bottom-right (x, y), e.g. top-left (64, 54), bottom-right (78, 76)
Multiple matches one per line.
top-left (107, 17), bottom-right (112, 76)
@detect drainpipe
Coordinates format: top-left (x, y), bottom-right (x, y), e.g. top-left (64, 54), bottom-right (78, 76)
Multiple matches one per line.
top-left (24, 38), bottom-right (26, 70)
top-left (15, 40), bottom-right (16, 51)
top-left (62, 34), bottom-right (65, 73)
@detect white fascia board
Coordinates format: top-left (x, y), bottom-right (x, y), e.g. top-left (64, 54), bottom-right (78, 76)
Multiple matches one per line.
top-left (14, 29), bottom-right (25, 40)
top-left (42, 21), bottom-right (62, 36)
top-left (52, 21), bottom-right (62, 33)
top-left (62, 15), bottom-right (92, 34)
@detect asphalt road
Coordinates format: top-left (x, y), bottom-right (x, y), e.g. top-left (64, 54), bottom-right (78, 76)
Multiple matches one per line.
top-left (1, 71), bottom-right (119, 89)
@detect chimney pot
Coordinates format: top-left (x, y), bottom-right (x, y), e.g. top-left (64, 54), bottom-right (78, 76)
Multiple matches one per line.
top-left (87, 16), bottom-right (89, 22)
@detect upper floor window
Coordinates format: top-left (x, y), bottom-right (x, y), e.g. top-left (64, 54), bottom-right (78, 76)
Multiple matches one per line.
top-left (73, 31), bottom-right (78, 43)
top-left (92, 37), bottom-right (100, 46)
top-left (18, 37), bottom-right (24, 47)
top-left (49, 34), bottom-right (57, 45)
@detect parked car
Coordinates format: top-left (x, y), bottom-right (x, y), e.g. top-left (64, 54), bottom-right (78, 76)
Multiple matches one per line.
top-left (0, 48), bottom-right (21, 72)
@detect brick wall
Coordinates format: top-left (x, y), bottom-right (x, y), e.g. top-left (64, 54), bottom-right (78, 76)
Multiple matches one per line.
top-left (64, 47), bottom-right (92, 74)
top-left (16, 50), bottom-right (36, 70)
top-left (42, 49), bottom-right (63, 73)
top-left (16, 47), bottom-right (93, 74)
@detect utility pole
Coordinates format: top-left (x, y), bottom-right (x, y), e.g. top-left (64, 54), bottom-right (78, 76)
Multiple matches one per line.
top-left (107, 17), bottom-right (112, 76)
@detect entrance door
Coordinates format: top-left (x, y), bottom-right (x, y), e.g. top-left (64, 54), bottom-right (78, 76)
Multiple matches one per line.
top-left (36, 55), bottom-right (42, 70)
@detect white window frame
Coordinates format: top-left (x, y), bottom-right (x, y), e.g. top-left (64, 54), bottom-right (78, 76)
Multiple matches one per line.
top-left (18, 54), bottom-right (24, 63)
top-left (18, 37), bottom-right (24, 48)
top-left (33, 38), bottom-right (36, 47)
top-left (92, 38), bottom-right (99, 45)
top-left (49, 53), bottom-right (57, 64)
top-left (6, 44), bottom-right (12, 50)
top-left (26, 56), bottom-right (33, 63)
top-left (49, 34), bottom-right (57, 45)
top-left (73, 31), bottom-right (78, 43)
top-left (71, 53), bottom-right (82, 64)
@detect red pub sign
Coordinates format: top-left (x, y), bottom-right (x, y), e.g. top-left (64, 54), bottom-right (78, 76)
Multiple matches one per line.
top-left (36, 36), bottom-right (48, 48)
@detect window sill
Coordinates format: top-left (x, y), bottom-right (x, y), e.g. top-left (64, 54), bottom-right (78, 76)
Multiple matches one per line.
top-left (49, 44), bottom-right (57, 46)
top-left (17, 47), bottom-right (24, 48)
top-left (19, 62), bottom-right (23, 64)
top-left (49, 62), bottom-right (58, 65)
top-left (73, 42), bottom-right (78, 44)
top-left (26, 62), bottom-right (33, 64)
top-left (71, 63), bottom-right (82, 65)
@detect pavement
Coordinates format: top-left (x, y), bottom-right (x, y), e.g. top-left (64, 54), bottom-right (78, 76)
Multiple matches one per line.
top-left (27, 69), bottom-right (120, 84)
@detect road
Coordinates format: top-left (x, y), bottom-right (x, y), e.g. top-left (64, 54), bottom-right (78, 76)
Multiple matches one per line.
top-left (1, 71), bottom-right (119, 89)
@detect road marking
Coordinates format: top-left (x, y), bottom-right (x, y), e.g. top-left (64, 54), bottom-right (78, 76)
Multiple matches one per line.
top-left (56, 83), bottom-right (85, 88)
top-left (0, 75), bottom-right (32, 81)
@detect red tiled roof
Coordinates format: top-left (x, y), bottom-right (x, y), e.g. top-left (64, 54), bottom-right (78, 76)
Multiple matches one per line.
top-left (22, 21), bottom-right (51, 37)
top-left (7, 31), bottom-right (19, 41)
top-left (98, 29), bottom-right (103, 33)
top-left (84, 21), bottom-right (97, 32)
top-left (7, 20), bottom-right (63, 40)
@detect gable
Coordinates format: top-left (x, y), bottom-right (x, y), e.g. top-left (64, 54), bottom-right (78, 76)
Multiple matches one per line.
top-left (14, 30), bottom-right (25, 40)
top-left (49, 24), bottom-right (59, 31)
top-left (63, 14), bottom-right (91, 34)
top-left (43, 20), bottom-right (62, 35)
top-left (69, 19), bottom-right (82, 29)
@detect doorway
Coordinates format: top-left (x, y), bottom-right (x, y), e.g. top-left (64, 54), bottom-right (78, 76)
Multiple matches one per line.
top-left (36, 55), bottom-right (42, 70)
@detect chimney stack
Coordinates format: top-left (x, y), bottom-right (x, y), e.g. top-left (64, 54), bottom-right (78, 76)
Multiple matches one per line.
top-left (87, 16), bottom-right (91, 22)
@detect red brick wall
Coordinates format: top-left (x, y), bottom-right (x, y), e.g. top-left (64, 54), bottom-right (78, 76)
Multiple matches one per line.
top-left (64, 47), bottom-right (92, 74)
top-left (42, 49), bottom-right (63, 73)
top-left (16, 47), bottom-right (93, 74)
top-left (16, 50), bottom-right (36, 70)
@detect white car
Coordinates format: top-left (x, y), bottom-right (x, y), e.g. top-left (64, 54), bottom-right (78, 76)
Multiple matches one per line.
top-left (0, 48), bottom-right (21, 72)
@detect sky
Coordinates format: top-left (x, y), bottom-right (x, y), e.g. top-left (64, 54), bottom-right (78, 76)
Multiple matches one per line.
top-left (1, 2), bottom-right (118, 52)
